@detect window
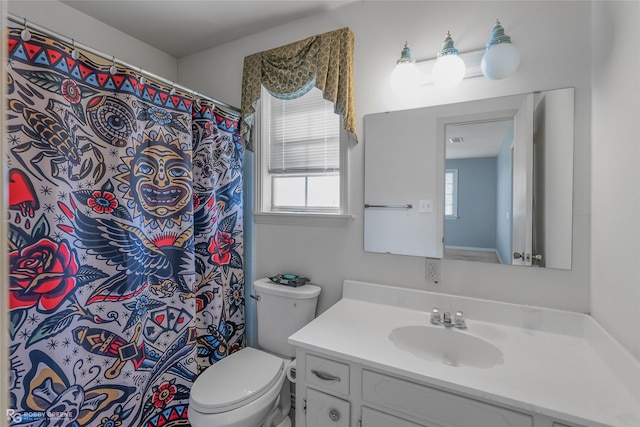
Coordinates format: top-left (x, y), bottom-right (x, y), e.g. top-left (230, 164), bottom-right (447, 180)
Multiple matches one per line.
top-left (445, 169), bottom-right (459, 218)
top-left (257, 86), bottom-right (347, 216)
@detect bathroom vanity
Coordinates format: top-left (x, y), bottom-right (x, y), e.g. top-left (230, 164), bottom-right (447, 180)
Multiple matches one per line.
top-left (289, 281), bottom-right (640, 427)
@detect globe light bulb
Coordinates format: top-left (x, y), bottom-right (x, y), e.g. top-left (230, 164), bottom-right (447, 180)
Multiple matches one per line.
top-left (481, 20), bottom-right (520, 80)
top-left (432, 32), bottom-right (466, 89)
top-left (390, 42), bottom-right (421, 93)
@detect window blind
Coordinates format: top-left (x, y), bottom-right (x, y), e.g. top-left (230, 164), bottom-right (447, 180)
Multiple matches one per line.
top-left (268, 87), bottom-right (340, 174)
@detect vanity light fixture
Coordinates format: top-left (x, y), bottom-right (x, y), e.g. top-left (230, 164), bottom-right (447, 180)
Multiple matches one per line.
top-left (431, 31), bottom-right (466, 89)
top-left (390, 42), bottom-right (421, 92)
top-left (392, 20), bottom-right (519, 89)
top-left (481, 20), bottom-right (520, 80)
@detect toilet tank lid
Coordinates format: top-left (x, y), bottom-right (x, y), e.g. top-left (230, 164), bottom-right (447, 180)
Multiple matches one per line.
top-left (254, 278), bottom-right (321, 299)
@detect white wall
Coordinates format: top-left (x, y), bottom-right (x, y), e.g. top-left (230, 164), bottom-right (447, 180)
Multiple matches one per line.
top-left (8, 1), bottom-right (178, 81)
top-left (5, 0), bottom-right (638, 364)
top-left (590, 1), bottom-right (640, 361)
top-left (180, 1), bottom-right (592, 319)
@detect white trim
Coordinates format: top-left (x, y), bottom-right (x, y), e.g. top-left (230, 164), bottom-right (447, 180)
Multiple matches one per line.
top-left (2, 0), bottom-right (10, 417)
top-left (444, 168), bottom-right (459, 218)
top-left (255, 89), bottom-right (270, 212)
top-left (255, 86), bottom-right (350, 216)
top-left (253, 211), bottom-right (354, 226)
top-left (445, 245), bottom-right (497, 252)
top-left (338, 125), bottom-right (350, 215)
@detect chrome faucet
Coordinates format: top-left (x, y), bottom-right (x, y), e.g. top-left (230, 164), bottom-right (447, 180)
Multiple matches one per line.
top-left (430, 307), bottom-right (466, 329)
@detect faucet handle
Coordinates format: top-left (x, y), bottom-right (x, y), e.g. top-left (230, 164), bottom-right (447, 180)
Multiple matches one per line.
top-left (443, 311), bottom-right (451, 324)
top-left (454, 311), bottom-right (467, 328)
top-left (430, 307), bottom-right (441, 323)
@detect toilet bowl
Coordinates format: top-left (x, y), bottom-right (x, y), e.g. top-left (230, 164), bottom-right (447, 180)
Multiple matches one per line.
top-left (189, 278), bottom-right (321, 427)
top-left (189, 347), bottom-right (290, 427)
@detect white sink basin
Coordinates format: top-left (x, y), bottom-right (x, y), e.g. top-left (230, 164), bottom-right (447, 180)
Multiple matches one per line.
top-left (389, 325), bottom-right (504, 368)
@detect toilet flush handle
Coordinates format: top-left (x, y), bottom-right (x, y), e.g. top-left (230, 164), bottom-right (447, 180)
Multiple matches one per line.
top-left (250, 294), bottom-right (261, 301)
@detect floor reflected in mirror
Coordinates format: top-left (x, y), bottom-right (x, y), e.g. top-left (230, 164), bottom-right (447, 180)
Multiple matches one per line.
top-left (445, 248), bottom-right (500, 264)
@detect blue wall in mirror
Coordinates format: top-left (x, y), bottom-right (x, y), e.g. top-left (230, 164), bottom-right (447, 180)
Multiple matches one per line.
top-left (445, 157), bottom-right (497, 250)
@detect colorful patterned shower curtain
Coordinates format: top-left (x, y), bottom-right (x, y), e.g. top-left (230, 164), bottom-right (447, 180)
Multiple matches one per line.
top-left (6, 29), bottom-right (245, 426)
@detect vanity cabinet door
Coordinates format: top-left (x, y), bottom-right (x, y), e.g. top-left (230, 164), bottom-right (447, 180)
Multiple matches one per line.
top-left (306, 388), bottom-right (350, 427)
top-left (362, 406), bottom-right (426, 427)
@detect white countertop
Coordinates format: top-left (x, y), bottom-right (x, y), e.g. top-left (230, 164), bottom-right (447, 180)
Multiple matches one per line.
top-left (289, 280), bottom-right (640, 427)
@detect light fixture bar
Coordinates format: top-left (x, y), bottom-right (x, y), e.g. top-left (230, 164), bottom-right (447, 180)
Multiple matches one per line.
top-left (415, 49), bottom-right (485, 85)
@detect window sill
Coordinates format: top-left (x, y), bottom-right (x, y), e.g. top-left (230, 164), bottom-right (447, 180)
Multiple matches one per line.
top-left (253, 211), bottom-right (355, 226)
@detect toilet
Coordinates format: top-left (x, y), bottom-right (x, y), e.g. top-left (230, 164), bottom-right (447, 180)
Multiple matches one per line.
top-left (189, 278), bottom-right (321, 427)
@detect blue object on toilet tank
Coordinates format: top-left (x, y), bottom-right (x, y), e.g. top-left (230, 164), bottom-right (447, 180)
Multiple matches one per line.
top-left (269, 274), bottom-right (309, 287)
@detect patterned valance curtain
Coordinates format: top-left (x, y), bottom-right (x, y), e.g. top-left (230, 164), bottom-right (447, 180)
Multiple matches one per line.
top-left (240, 27), bottom-right (357, 151)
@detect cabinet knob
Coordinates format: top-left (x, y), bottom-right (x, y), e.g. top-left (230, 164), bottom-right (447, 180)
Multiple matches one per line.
top-left (329, 409), bottom-right (340, 422)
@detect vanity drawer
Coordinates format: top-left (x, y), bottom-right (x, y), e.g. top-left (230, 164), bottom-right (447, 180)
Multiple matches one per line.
top-left (305, 354), bottom-right (350, 395)
top-left (362, 370), bottom-right (532, 427)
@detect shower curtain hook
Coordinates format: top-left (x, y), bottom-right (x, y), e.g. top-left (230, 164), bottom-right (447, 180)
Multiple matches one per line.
top-left (109, 57), bottom-right (118, 75)
top-left (169, 83), bottom-right (176, 96)
top-left (138, 66), bottom-right (146, 86)
top-left (71, 39), bottom-right (80, 60)
top-left (21, 18), bottom-right (32, 41)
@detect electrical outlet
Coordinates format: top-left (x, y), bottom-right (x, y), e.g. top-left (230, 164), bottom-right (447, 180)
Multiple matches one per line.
top-left (426, 258), bottom-right (440, 283)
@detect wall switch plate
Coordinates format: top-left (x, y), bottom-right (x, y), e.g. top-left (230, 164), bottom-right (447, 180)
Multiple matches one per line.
top-left (426, 258), bottom-right (440, 283)
top-left (419, 199), bottom-right (433, 213)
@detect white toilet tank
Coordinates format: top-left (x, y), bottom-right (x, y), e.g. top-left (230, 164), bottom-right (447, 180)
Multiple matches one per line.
top-left (254, 278), bottom-right (321, 358)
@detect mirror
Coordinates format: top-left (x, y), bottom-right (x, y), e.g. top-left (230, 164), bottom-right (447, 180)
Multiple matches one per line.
top-left (364, 88), bottom-right (574, 269)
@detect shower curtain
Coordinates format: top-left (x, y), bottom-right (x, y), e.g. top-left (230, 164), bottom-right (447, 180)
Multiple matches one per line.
top-left (7, 28), bottom-right (245, 426)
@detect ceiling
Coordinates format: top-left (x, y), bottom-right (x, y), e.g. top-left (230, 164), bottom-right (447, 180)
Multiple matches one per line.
top-left (60, 1), bottom-right (354, 58)
top-left (445, 119), bottom-right (513, 160)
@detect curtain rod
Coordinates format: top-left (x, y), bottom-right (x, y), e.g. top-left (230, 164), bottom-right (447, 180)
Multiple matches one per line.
top-left (8, 13), bottom-right (241, 114)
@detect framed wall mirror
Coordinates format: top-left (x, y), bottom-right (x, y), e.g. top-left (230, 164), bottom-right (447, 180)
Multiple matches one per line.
top-left (364, 87), bottom-right (574, 270)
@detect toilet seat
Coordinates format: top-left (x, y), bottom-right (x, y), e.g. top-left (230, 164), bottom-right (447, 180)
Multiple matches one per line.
top-left (190, 347), bottom-right (285, 414)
